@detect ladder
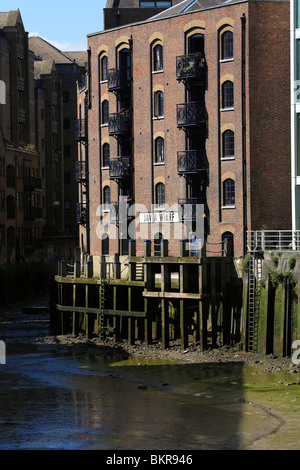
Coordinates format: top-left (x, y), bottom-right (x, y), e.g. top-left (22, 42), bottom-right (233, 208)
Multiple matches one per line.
top-left (99, 278), bottom-right (106, 341)
top-left (247, 251), bottom-right (262, 352)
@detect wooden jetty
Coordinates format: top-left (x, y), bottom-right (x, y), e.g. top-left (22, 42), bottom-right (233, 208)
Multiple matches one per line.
top-left (49, 239), bottom-right (240, 350)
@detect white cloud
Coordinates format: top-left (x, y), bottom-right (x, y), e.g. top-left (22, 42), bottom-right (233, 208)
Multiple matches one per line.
top-left (29, 32), bottom-right (87, 51)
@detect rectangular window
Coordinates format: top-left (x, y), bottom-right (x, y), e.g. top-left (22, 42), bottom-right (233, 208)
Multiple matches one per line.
top-left (297, 115), bottom-right (300, 176)
top-left (297, 0), bottom-right (300, 28)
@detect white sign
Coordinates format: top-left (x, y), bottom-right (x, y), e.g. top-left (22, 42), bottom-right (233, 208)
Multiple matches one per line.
top-left (139, 211), bottom-right (179, 224)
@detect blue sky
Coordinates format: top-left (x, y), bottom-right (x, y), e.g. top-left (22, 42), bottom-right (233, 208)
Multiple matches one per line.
top-left (4, 0), bottom-right (107, 50)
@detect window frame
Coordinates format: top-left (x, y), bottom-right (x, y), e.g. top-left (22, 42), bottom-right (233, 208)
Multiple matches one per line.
top-left (154, 137), bottom-right (164, 163)
top-left (222, 130), bottom-right (235, 158)
top-left (154, 90), bottom-right (164, 118)
top-left (102, 143), bottom-right (110, 168)
top-left (101, 100), bottom-right (109, 125)
top-left (155, 182), bottom-right (165, 209)
top-left (153, 44), bottom-right (163, 72)
top-left (223, 178), bottom-right (235, 207)
top-left (222, 81), bottom-right (234, 109)
top-left (221, 30), bottom-right (233, 60)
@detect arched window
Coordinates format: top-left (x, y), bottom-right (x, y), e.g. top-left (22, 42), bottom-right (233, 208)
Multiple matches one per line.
top-left (103, 185), bottom-right (111, 210)
top-left (6, 165), bottom-right (15, 188)
top-left (222, 81), bottom-right (234, 108)
top-left (103, 143), bottom-right (110, 167)
top-left (222, 231), bottom-right (234, 257)
top-left (154, 91), bottom-right (164, 118)
top-left (100, 55), bottom-right (108, 82)
top-left (6, 195), bottom-right (15, 219)
top-left (155, 182), bottom-right (165, 208)
top-left (222, 130), bottom-right (235, 158)
top-left (221, 31), bottom-right (233, 60)
top-left (223, 179), bottom-right (235, 206)
top-left (102, 100), bottom-right (109, 125)
top-left (155, 137), bottom-right (164, 163)
top-left (153, 44), bottom-right (163, 71)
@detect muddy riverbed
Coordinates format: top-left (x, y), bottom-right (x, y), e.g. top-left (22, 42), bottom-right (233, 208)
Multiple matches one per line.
top-left (0, 297), bottom-right (300, 451)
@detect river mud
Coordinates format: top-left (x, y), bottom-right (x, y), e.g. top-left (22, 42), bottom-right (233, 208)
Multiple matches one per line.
top-left (0, 297), bottom-right (300, 450)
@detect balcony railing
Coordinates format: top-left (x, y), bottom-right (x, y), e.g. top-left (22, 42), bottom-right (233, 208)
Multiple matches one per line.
top-left (75, 161), bottom-right (86, 183)
top-left (24, 177), bottom-right (42, 191)
top-left (76, 202), bottom-right (88, 225)
top-left (17, 44), bottom-right (25, 60)
top-left (18, 108), bottom-right (26, 123)
top-left (24, 206), bottom-right (43, 221)
top-left (52, 121), bottom-right (58, 134)
top-left (110, 197), bottom-right (133, 223)
top-left (177, 150), bottom-right (207, 176)
top-left (108, 112), bottom-right (130, 136)
top-left (178, 197), bottom-right (206, 222)
top-left (52, 92), bottom-right (58, 106)
top-left (176, 52), bottom-right (206, 81)
top-left (18, 76), bottom-right (25, 91)
top-left (177, 102), bottom-right (206, 128)
top-left (247, 230), bottom-right (300, 252)
top-left (75, 119), bottom-right (86, 141)
top-left (109, 157), bottom-right (131, 180)
top-left (108, 67), bottom-right (130, 92)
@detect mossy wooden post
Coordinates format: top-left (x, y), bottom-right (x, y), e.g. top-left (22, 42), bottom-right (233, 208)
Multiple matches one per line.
top-left (199, 249), bottom-right (207, 351)
top-left (128, 240), bottom-right (136, 281)
top-left (144, 298), bottom-right (152, 346)
top-left (161, 251), bottom-right (170, 349)
top-left (113, 285), bottom-right (120, 343)
top-left (85, 284), bottom-right (90, 339)
top-left (179, 262), bottom-right (189, 350)
top-left (72, 283), bottom-right (77, 336)
top-left (261, 276), bottom-right (269, 355)
top-left (128, 287), bottom-right (135, 345)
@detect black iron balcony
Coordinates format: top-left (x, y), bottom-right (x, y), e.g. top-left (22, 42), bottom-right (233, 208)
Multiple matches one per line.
top-left (17, 76), bottom-right (25, 91)
top-left (177, 150), bottom-right (207, 176)
top-left (110, 197), bottom-right (133, 223)
top-left (178, 197), bottom-right (206, 222)
top-left (24, 206), bottom-right (42, 221)
top-left (52, 92), bottom-right (58, 106)
top-left (75, 161), bottom-right (86, 183)
top-left (177, 102), bottom-right (206, 129)
top-left (75, 119), bottom-right (86, 142)
top-left (176, 52), bottom-right (206, 82)
top-left (76, 202), bottom-right (88, 225)
top-left (109, 157), bottom-right (131, 180)
top-left (108, 112), bottom-right (130, 136)
top-left (24, 177), bottom-right (42, 191)
top-left (18, 108), bottom-right (26, 123)
top-left (108, 67), bottom-right (130, 92)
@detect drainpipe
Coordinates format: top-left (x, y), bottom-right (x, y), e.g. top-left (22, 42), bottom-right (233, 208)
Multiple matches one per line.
top-left (241, 13), bottom-right (247, 255)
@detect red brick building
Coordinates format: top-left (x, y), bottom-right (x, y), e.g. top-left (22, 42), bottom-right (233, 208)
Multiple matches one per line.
top-left (77, 0), bottom-right (291, 264)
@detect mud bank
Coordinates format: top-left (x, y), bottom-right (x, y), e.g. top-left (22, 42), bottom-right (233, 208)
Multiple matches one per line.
top-left (1, 298), bottom-right (300, 450)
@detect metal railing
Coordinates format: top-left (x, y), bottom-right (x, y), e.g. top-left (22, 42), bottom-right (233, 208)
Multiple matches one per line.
top-left (247, 230), bottom-right (300, 251)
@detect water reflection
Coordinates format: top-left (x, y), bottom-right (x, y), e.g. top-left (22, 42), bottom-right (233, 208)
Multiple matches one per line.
top-left (0, 346), bottom-right (255, 450)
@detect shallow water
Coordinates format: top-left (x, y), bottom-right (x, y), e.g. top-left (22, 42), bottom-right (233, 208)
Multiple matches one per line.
top-left (0, 306), bottom-right (299, 450)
